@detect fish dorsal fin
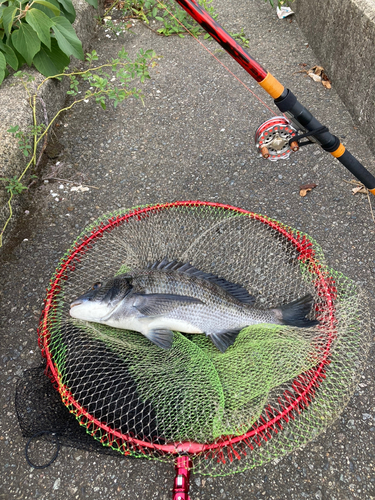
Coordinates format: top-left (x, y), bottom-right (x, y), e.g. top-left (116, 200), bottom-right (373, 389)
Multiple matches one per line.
top-left (148, 259), bottom-right (255, 305)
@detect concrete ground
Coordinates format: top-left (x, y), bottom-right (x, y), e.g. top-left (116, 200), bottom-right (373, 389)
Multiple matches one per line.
top-left (1, 0), bottom-right (374, 499)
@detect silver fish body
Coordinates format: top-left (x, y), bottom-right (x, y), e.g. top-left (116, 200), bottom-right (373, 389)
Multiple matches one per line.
top-left (69, 259), bottom-right (317, 352)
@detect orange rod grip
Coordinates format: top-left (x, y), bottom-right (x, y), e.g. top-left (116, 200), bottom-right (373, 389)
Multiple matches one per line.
top-left (258, 73), bottom-right (285, 99)
top-left (330, 143), bottom-right (346, 158)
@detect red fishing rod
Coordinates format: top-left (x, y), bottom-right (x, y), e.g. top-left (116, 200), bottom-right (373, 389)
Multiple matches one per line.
top-left (170, 0), bottom-right (375, 195)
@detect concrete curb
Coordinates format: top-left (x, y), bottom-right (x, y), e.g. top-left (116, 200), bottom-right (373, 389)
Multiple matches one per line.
top-left (295, 0), bottom-right (375, 155)
top-left (0, 0), bottom-right (104, 244)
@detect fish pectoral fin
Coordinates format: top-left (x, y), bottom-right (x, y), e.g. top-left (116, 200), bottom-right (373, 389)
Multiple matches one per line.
top-left (208, 328), bottom-right (242, 353)
top-left (145, 328), bottom-right (174, 350)
top-left (133, 293), bottom-right (203, 316)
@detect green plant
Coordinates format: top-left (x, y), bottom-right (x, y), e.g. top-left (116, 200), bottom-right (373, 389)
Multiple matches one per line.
top-left (229, 28), bottom-right (249, 48)
top-left (0, 47), bottom-right (156, 246)
top-left (266, 0), bottom-right (293, 7)
top-left (7, 124), bottom-right (33, 156)
top-left (105, 0), bottom-right (251, 48)
top-left (0, 175), bottom-right (29, 194)
top-left (0, 0), bottom-right (98, 85)
top-left (107, 0), bottom-right (218, 38)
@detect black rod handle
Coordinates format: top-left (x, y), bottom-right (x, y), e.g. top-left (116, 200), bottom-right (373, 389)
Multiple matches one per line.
top-left (275, 90), bottom-right (375, 194)
top-left (336, 150), bottom-right (375, 193)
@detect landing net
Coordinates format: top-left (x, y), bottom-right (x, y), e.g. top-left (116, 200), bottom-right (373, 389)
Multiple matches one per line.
top-left (18, 201), bottom-right (370, 475)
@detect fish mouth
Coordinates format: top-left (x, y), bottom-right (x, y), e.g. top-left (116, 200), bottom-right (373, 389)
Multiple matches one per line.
top-left (70, 301), bottom-right (82, 309)
top-left (69, 298), bottom-right (123, 322)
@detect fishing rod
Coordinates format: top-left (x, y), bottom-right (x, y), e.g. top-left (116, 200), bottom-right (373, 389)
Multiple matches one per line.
top-left (170, 0), bottom-right (375, 195)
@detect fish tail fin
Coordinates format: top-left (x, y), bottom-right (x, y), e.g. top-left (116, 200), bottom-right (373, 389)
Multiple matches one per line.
top-left (278, 294), bottom-right (318, 328)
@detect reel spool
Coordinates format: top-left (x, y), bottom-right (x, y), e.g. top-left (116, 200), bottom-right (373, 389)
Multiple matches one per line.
top-left (254, 116), bottom-right (299, 161)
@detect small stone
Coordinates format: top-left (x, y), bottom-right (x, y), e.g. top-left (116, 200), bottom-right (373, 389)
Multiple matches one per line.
top-left (53, 478), bottom-right (61, 490)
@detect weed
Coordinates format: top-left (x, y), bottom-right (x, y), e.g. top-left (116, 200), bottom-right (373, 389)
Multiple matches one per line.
top-left (0, 47), bottom-right (157, 247)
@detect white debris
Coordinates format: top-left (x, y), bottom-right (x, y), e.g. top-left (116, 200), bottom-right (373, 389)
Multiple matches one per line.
top-left (277, 6), bottom-right (294, 19)
top-left (53, 478), bottom-right (61, 490)
top-left (70, 185), bottom-right (90, 192)
top-left (59, 184), bottom-right (64, 189)
top-left (308, 73), bottom-right (322, 82)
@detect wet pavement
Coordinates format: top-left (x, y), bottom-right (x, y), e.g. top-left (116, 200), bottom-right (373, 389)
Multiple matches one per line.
top-left (1, 0), bottom-right (374, 499)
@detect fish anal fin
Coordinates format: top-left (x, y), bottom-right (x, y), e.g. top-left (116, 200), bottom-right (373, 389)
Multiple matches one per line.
top-left (145, 329), bottom-right (174, 350)
top-left (208, 328), bottom-right (242, 353)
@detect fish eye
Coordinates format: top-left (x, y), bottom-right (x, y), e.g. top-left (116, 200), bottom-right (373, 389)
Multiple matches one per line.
top-left (92, 282), bottom-right (102, 290)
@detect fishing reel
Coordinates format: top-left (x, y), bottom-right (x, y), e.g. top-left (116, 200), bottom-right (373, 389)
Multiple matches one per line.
top-left (254, 116), bottom-right (299, 161)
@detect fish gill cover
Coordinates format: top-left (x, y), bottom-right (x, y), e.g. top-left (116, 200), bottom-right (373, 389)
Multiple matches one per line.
top-left (20, 202), bottom-right (370, 476)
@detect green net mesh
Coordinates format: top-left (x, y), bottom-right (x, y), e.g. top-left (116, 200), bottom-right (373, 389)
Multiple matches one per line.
top-left (37, 202), bottom-right (371, 476)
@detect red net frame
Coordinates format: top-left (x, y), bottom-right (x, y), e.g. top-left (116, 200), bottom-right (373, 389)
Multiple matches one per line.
top-left (37, 200), bottom-right (337, 460)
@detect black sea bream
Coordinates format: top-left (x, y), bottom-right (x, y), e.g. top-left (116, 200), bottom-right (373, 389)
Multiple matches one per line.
top-left (70, 259), bottom-right (318, 352)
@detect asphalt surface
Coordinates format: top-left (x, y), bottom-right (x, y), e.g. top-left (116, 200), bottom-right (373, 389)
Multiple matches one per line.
top-left (1, 0), bottom-right (375, 499)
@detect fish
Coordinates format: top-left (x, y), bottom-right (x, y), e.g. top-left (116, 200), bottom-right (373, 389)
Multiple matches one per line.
top-left (69, 259), bottom-right (318, 353)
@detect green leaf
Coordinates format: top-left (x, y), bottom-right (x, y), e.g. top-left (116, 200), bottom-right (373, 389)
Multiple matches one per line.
top-left (2, 6), bottom-right (17, 36)
top-left (26, 9), bottom-right (53, 50)
top-left (33, 0), bottom-right (60, 16)
top-left (57, 0), bottom-right (76, 16)
top-left (7, 125), bottom-right (20, 133)
top-left (0, 69), bottom-right (6, 85)
top-left (51, 16), bottom-right (83, 59)
top-left (32, 37), bottom-right (70, 76)
top-left (6, 35), bottom-right (27, 67)
top-left (83, 0), bottom-right (98, 7)
top-left (0, 40), bottom-right (19, 70)
top-left (12, 23), bottom-right (41, 66)
top-left (0, 51), bottom-right (6, 70)
top-left (59, 4), bottom-right (75, 23)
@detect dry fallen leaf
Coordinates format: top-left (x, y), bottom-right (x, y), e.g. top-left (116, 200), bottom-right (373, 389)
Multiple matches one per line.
top-left (352, 186), bottom-right (368, 195)
top-left (312, 65), bottom-right (324, 76)
top-left (296, 64), bottom-right (331, 89)
top-left (299, 183), bottom-right (317, 197)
